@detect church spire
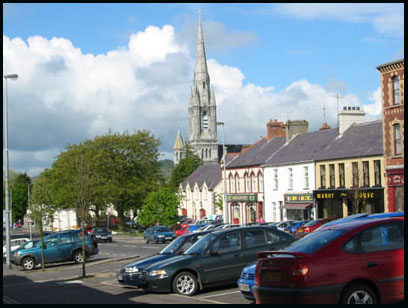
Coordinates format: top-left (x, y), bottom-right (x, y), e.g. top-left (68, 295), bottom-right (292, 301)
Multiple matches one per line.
top-left (194, 10), bottom-right (209, 84)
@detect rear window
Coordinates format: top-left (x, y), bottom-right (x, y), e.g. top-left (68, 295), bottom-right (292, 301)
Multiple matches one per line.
top-left (304, 220), bottom-right (320, 227)
top-left (284, 229), bottom-right (346, 254)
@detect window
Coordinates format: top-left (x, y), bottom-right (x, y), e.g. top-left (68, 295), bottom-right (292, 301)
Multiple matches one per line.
top-left (360, 222), bottom-right (404, 253)
top-left (259, 173), bottom-right (264, 193)
top-left (393, 76), bottom-right (400, 105)
top-left (245, 173), bottom-right (250, 193)
top-left (339, 163), bottom-right (345, 187)
top-left (211, 232), bottom-right (241, 254)
top-left (229, 174), bottom-right (235, 193)
top-left (273, 169), bottom-right (278, 190)
top-left (329, 164), bottom-right (335, 188)
top-left (363, 161), bottom-right (370, 187)
top-left (320, 165), bottom-right (326, 188)
top-left (266, 229), bottom-right (285, 244)
top-left (352, 162), bottom-right (359, 187)
top-left (244, 229), bottom-right (266, 248)
top-left (251, 173), bottom-right (257, 193)
top-left (202, 112), bottom-right (208, 129)
top-left (304, 166), bottom-right (309, 189)
top-left (288, 168), bottom-right (293, 190)
top-left (235, 174), bottom-right (240, 192)
top-left (374, 160), bottom-right (381, 186)
top-left (394, 124), bottom-right (401, 156)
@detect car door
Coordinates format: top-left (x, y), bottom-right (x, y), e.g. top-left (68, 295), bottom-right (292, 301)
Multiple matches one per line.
top-left (201, 230), bottom-right (244, 285)
top-left (357, 221), bottom-right (404, 303)
top-left (44, 239), bottom-right (60, 263)
top-left (58, 233), bottom-right (75, 261)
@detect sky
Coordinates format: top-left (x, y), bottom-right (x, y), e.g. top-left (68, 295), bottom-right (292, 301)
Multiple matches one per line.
top-left (3, 3), bottom-right (404, 177)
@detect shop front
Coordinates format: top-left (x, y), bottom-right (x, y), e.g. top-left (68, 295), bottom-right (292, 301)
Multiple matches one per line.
top-left (227, 194), bottom-right (262, 224)
top-left (283, 193), bottom-right (313, 221)
top-left (386, 168), bottom-right (404, 212)
top-left (314, 187), bottom-right (384, 219)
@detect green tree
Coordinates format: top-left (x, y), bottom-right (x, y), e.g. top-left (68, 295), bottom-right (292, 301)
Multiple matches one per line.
top-left (10, 173), bottom-right (31, 223)
top-left (29, 169), bottom-right (57, 270)
top-left (168, 143), bottom-right (202, 191)
top-left (138, 187), bottom-right (180, 227)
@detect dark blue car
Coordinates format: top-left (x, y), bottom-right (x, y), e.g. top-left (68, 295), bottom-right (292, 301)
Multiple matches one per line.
top-left (117, 231), bottom-right (211, 287)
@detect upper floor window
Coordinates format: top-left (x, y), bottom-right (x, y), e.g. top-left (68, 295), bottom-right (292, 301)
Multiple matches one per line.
top-left (251, 173), bottom-right (257, 193)
top-left (329, 164), bottom-right (335, 188)
top-left (304, 166), bottom-right (309, 189)
top-left (363, 161), bottom-right (370, 187)
top-left (259, 173), bottom-right (264, 193)
top-left (273, 169), bottom-right (278, 190)
top-left (245, 173), bottom-right (250, 193)
top-left (352, 162), bottom-right (359, 187)
top-left (338, 163), bottom-right (345, 187)
top-left (394, 123), bottom-right (402, 156)
top-left (393, 76), bottom-right (400, 105)
top-left (320, 165), bottom-right (326, 188)
top-left (288, 168), bottom-right (293, 190)
top-left (374, 160), bottom-right (381, 186)
top-left (235, 174), bottom-right (240, 193)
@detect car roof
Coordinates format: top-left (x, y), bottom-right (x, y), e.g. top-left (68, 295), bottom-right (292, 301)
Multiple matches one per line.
top-left (209, 225), bottom-right (279, 235)
top-left (319, 216), bottom-right (403, 231)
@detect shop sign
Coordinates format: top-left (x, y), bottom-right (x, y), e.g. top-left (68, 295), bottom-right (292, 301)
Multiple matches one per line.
top-left (227, 194), bottom-right (257, 202)
top-left (285, 194), bottom-right (313, 203)
top-left (387, 174), bottom-right (404, 186)
top-left (314, 189), bottom-right (382, 200)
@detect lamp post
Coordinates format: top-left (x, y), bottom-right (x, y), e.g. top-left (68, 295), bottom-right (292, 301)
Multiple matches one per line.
top-left (4, 73), bottom-right (18, 269)
top-left (217, 122), bottom-right (229, 224)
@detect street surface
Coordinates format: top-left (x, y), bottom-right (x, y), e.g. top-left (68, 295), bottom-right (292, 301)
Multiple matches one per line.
top-left (3, 229), bottom-right (251, 304)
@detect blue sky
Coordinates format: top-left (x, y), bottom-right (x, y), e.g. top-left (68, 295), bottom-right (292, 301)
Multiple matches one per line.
top-left (3, 3), bottom-right (404, 176)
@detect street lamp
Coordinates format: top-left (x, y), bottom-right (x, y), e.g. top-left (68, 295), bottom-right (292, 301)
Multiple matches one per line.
top-left (217, 122), bottom-right (229, 224)
top-left (4, 73), bottom-right (18, 269)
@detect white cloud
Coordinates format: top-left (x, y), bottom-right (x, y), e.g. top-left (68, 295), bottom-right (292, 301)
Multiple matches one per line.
top-left (3, 21), bottom-right (382, 177)
top-left (269, 3), bottom-right (404, 37)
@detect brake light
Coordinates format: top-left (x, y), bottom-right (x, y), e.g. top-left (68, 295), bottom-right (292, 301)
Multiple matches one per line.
top-left (304, 227), bottom-right (310, 232)
top-left (291, 264), bottom-right (309, 283)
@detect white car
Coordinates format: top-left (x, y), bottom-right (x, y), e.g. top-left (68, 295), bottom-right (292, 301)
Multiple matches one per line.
top-left (3, 238), bottom-right (30, 256)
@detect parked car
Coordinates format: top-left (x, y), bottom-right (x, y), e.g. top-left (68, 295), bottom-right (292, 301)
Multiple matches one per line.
top-left (295, 217), bottom-right (333, 238)
top-left (322, 212), bottom-right (404, 229)
top-left (237, 262), bottom-right (257, 301)
top-left (12, 230), bottom-right (99, 270)
top-left (3, 238), bottom-right (30, 257)
top-left (253, 217), bottom-right (404, 304)
top-left (284, 220), bottom-right (310, 235)
top-left (184, 224), bottom-right (205, 234)
top-left (144, 226), bottom-right (175, 244)
top-left (90, 227), bottom-right (112, 242)
top-left (175, 225), bottom-right (190, 237)
top-left (139, 226), bottom-right (295, 296)
top-left (117, 230), bottom-right (213, 287)
top-left (269, 221), bottom-right (295, 232)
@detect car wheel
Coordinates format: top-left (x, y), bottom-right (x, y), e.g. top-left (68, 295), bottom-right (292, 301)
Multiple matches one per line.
top-left (109, 238), bottom-right (112, 242)
top-left (22, 256), bottom-right (36, 271)
top-left (73, 250), bottom-right (85, 264)
top-left (146, 239), bottom-right (149, 244)
top-left (341, 283), bottom-right (378, 304)
top-left (172, 271), bottom-right (198, 296)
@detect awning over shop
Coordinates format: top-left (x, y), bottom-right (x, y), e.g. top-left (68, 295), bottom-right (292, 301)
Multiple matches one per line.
top-left (283, 203), bottom-right (312, 210)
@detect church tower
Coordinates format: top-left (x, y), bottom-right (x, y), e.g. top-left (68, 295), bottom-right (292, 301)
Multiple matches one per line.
top-left (188, 11), bottom-right (218, 165)
top-left (173, 11), bottom-right (218, 165)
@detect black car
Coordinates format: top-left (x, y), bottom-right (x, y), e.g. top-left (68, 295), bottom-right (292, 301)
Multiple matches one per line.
top-left (139, 226), bottom-right (295, 296)
top-left (91, 227), bottom-right (112, 242)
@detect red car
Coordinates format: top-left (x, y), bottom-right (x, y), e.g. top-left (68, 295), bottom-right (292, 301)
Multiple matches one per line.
top-left (253, 217), bottom-right (404, 304)
top-left (295, 217), bottom-right (333, 238)
top-left (174, 224), bottom-right (191, 237)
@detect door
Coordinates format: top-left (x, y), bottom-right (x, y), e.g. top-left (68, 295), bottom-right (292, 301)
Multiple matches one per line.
top-left (58, 233), bottom-right (75, 261)
top-left (357, 221), bottom-right (404, 302)
top-left (44, 240), bottom-right (60, 263)
top-left (201, 231), bottom-right (244, 285)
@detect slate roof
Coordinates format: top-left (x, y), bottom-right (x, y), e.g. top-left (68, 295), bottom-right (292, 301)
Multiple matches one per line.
top-left (181, 163), bottom-right (222, 191)
top-left (314, 120), bottom-right (383, 161)
top-left (227, 137), bottom-right (286, 168)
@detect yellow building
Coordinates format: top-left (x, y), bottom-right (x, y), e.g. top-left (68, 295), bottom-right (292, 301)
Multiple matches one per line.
top-left (314, 120), bottom-right (387, 218)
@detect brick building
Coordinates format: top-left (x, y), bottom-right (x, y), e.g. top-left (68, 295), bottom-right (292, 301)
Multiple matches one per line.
top-left (376, 59), bottom-right (404, 212)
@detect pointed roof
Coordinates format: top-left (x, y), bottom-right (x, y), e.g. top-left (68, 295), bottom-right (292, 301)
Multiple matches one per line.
top-left (174, 130), bottom-right (184, 150)
top-left (181, 163), bottom-right (222, 191)
top-left (194, 10), bottom-right (209, 83)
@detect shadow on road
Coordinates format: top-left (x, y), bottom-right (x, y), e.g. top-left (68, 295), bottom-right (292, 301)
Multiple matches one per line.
top-left (3, 274), bottom-right (150, 304)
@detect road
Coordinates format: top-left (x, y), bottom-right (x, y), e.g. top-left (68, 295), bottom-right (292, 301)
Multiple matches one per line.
top-left (3, 230), bottom-right (252, 304)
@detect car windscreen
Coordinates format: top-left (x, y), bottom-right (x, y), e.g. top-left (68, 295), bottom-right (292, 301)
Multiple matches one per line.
top-left (183, 233), bottom-right (218, 255)
top-left (156, 227), bottom-right (170, 232)
top-left (284, 229), bottom-right (346, 254)
top-left (94, 228), bottom-right (107, 233)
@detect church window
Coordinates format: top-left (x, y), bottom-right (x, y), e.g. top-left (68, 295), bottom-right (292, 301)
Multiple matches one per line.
top-left (202, 112), bottom-right (209, 129)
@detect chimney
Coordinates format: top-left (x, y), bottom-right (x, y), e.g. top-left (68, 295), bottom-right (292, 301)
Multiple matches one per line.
top-left (266, 119), bottom-right (286, 140)
top-left (320, 123), bottom-right (331, 130)
top-left (286, 120), bottom-right (308, 142)
top-left (338, 106), bottom-right (365, 134)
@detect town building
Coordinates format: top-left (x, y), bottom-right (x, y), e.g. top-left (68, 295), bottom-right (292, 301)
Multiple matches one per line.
top-left (314, 119), bottom-right (386, 218)
top-left (376, 59), bottom-right (404, 212)
top-left (224, 120), bottom-right (287, 224)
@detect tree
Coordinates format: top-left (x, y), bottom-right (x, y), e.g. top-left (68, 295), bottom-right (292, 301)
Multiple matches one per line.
top-left (138, 187), bottom-right (180, 227)
top-left (168, 143), bottom-right (202, 191)
top-left (10, 173), bottom-right (31, 223)
top-left (29, 169), bottom-right (57, 270)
